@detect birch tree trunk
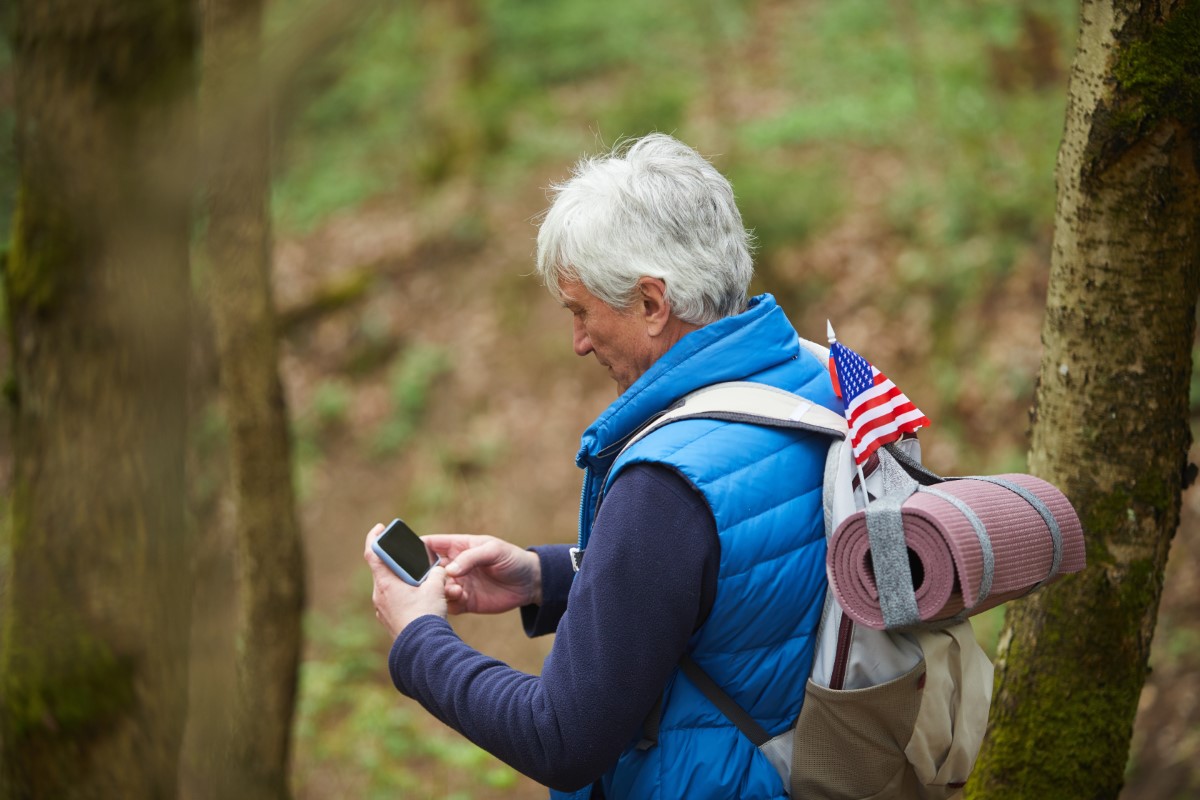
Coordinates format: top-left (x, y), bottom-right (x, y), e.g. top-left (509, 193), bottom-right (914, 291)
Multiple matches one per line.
top-left (968, 2), bottom-right (1200, 797)
top-left (198, 0), bottom-right (306, 795)
top-left (0, 1), bottom-right (196, 796)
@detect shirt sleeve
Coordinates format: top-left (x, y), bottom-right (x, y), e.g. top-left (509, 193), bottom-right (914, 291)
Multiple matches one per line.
top-left (519, 544), bottom-right (575, 637)
top-left (388, 463), bottom-right (719, 791)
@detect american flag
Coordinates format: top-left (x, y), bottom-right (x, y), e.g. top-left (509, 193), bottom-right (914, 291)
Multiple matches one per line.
top-left (828, 331), bottom-right (930, 465)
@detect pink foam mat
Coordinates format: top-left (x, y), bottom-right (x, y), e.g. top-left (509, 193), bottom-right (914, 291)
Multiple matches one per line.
top-left (828, 474), bottom-right (1086, 630)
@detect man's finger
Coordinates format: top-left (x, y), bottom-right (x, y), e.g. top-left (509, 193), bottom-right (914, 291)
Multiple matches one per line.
top-left (423, 533), bottom-right (480, 565)
top-left (444, 539), bottom-right (501, 577)
top-left (423, 533), bottom-right (468, 552)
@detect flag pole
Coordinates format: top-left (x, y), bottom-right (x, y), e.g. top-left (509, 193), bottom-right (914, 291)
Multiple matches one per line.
top-left (828, 320), bottom-right (873, 509)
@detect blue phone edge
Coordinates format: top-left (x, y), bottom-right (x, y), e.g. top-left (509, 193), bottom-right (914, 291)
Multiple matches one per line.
top-left (372, 518), bottom-right (428, 586)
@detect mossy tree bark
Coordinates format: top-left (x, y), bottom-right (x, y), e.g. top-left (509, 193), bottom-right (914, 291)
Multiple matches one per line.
top-left (198, 0), bottom-right (306, 796)
top-left (968, 2), bottom-right (1200, 798)
top-left (0, 1), bottom-right (196, 797)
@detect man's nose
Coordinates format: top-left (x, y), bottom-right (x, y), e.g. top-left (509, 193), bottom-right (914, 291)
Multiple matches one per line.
top-left (572, 318), bottom-right (593, 357)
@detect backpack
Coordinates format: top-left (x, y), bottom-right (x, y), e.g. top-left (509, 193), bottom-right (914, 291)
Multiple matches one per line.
top-left (619, 344), bottom-right (1078, 798)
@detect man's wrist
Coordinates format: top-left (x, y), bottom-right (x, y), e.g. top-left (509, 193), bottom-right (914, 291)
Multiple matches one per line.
top-left (526, 548), bottom-right (543, 607)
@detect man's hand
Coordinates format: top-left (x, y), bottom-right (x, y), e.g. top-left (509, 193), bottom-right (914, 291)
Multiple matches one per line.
top-left (424, 534), bottom-right (543, 615)
top-left (364, 524), bottom-right (448, 639)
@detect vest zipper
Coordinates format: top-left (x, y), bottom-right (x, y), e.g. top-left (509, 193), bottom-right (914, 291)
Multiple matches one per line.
top-left (576, 465), bottom-right (591, 550)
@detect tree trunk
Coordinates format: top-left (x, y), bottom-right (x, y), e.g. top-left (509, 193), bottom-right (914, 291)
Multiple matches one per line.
top-left (197, 0), bottom-right (306, 796)
top-left (968, 2), bottom-right (1200, 797)
top-left (0, 2), bottom-right (196, 797)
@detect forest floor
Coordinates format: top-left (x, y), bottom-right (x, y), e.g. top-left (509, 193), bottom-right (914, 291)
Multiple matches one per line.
top-left (268, 156), bottom-right (1200, 798)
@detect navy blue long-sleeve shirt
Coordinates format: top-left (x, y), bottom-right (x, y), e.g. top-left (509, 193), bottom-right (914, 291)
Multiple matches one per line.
top-left (389, 463), bottom-right (720, 791)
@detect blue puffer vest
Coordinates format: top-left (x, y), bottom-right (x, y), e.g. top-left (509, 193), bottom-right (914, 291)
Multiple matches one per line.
top-left (565, 295), bottom-right (839, 800)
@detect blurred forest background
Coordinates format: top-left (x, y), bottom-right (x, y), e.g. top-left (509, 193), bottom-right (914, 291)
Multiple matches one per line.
top-left (0, 0), bottom-right (1197, 798)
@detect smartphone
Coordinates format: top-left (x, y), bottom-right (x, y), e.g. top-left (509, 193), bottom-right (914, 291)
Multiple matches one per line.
top-left (372, 518), bottom-right (438, 586)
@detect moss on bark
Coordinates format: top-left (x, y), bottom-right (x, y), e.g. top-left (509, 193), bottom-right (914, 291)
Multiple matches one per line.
top-left (1112, 0), bottom-right (1200, 127)
top-left (2, 631), bottom-right (135, 741)
top-left (3, 189), bottom-right (74, 312)
top-left (1083, 0), bottom-right (1200, 182)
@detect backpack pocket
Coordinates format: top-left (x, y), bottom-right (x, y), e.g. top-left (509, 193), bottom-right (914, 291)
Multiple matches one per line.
top-left (791, 658), bottom-right (928, 799)
top-left (791, 621), bottom-right (992, 800)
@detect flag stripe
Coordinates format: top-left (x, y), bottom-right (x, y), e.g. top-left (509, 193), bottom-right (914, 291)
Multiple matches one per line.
top-left (853, 404), bottom-right (919, 436)
top-left (850, 403), bottom-right (923, 448)
top-left (828, 336), bottom-right (929, 466)
top-left (852, 409), bottom-right (930, 456)
top-left (849, 383), bottom-right (902, 429)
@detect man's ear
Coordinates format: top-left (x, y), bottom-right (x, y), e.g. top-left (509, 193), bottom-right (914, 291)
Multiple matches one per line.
top-left (636, 277), bottom-right (672, 336)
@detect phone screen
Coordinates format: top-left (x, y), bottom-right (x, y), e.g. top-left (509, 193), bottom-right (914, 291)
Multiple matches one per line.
top-left (376, 519), bottom-right (434, 579)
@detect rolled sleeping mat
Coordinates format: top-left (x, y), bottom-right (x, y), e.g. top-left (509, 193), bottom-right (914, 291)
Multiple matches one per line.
top-left (827, 473), bottom-right (1086, 631)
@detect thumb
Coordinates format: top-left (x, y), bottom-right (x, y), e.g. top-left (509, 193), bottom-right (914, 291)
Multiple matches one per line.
top-left (364, 539), bottom-right (405, 589)
top-left (419, 566), bottom-right (450, 617)
top-left (423, 565), bottom-right (448, 592)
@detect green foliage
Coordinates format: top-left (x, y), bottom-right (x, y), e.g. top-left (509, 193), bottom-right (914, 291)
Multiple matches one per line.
top-left (750, 0), bottom-right (1068, 251)
top-left (594, 79), bottom-right (690, 145)
top-left (311, 379), bottom-right (353, 430)
top-left (273, 0), bottom-right (1074, 303)
top-left (294, 603), bottom-right (519, 797)
top-left (483, 0), bottom-right (681, 87)
top-left (370, 342), bottom-right (452, 457)
top-left (729, 159), bottom-right (845, 257)
top-left (271, 0), bottom-right (709, 230)
top-left (271, 4), bottom-right (424, 231)
top-left (971, 606), bottom-right (1007, 659)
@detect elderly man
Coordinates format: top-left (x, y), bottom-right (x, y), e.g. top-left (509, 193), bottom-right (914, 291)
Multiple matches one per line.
top-left (365, 134), bottom-right (840, 799)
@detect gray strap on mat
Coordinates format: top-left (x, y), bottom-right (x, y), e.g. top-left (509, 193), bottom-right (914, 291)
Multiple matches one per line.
top-left (882, 441), bottom-right (941, 486)
top-left (970, 475), bottom-right (1063, 588)
top-left (917, 486), bottom-right (995, 609)
top-left (865, 450), bottom-right (922, 629)
top-left (865, 496), bottom-right (922, 629)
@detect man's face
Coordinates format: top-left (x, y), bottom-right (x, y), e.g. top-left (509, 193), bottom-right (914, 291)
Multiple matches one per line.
top-left (558, 279), bottom-right (659, 395)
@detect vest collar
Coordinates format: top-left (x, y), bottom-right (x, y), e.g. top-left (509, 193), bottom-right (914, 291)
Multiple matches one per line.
top-left (576, 293), bottom-right (799, 470)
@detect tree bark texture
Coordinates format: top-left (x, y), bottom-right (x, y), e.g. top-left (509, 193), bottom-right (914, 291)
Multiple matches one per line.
top-left (969, 2), bottom-right (1200, 798)
top-left (1, 1), bottom-right (197, 797)
top-left (198, 0), bottom-right (306, 796)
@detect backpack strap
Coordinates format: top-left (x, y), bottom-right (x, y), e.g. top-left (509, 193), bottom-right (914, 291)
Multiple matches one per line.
top-left (679, 655), bottom-right (772, 747)
top-left (626, 380), bottom-right (844, 757)
top-left (636, 654), bottom-right (782, 753)
top-left (622, 381), bottom-right (848, 452)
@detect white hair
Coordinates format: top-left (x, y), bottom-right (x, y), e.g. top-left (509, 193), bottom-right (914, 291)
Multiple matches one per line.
top-left (535, 134), bottom-right (754, 325)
